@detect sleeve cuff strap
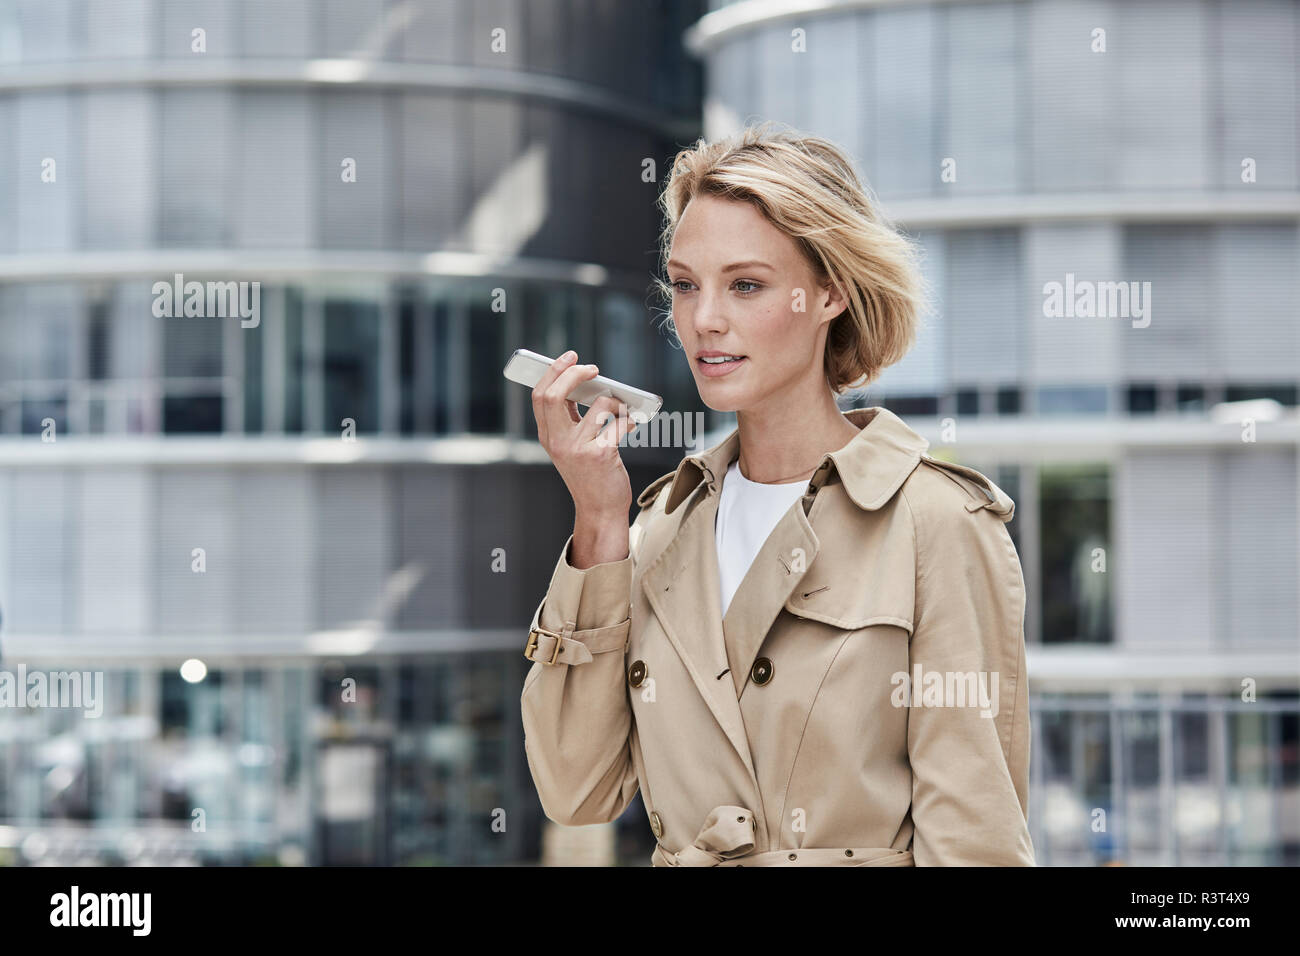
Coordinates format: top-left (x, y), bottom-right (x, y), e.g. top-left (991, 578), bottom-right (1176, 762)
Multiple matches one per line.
top-left (524, 618), bottom-right (630, 665)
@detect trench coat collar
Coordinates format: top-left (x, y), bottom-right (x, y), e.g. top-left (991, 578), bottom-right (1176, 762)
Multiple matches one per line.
top-left (661, 405), bottom-right (931, 515)
top-left (638, 406), bottom-right (930, 835)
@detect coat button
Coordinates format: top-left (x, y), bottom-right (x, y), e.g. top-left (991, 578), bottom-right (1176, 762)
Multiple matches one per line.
top-left (628, 660), bottom-right (647, 687)
top-left (649, 811), bottom-right (663, 839)
top-left (750, 657), bottom-right (774, 686)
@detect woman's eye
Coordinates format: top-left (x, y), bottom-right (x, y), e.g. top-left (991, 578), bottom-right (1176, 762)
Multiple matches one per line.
top-left (671, 279), bottom-right (760, 294)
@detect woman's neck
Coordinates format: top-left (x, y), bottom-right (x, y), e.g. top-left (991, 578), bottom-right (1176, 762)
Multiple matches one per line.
top-left (734, 397), bottom-right (863, 485)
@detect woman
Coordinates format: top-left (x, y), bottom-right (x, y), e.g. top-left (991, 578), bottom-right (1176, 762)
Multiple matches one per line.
top-left (521, 123), bottom-right (1034, 867)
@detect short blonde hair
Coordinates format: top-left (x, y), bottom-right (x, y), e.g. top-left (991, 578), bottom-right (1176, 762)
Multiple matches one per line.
top-left (654, 121), bottom-right (929, 394)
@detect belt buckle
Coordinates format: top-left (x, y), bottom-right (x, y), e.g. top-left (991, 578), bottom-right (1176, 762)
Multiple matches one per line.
top-left (524, 625), bottom-right (564, 665)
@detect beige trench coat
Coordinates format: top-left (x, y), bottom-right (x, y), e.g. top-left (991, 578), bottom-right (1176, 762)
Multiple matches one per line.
top-left (520, 406), bottom-right (1035, 866)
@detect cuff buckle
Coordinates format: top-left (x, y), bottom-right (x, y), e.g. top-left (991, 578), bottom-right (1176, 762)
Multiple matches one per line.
top-left (524, 625), bottom-right (565, 665)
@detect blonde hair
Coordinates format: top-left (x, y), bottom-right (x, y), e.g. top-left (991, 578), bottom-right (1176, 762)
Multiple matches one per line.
top-left (654, 121), bottom-right (929, 394)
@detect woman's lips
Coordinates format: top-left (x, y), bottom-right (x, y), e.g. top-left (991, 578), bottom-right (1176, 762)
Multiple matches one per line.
top-left (696, 356), bottom-right (747, 378)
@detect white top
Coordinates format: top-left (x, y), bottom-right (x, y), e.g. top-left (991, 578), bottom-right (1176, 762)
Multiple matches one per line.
top-left (715, 458), bottom-right (810, 618)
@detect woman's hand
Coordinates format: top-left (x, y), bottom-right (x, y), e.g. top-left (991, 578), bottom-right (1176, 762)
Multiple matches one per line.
top-left (532, 351), bottom-right (639, 567)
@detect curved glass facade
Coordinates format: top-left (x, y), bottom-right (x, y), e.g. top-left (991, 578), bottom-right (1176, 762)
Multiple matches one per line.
top-left (0, 0), bottom-right (706, 866)
top-left (701, 0), bottom-right (1296, 193)
top-left (700, 1), bottom-right (1299, 410)
top-left (0, 86), bottom-right (668, 266)
top-left (0, 277), bottom-right (698, 436)
top-left (0, 0), bottom-right (707, 437)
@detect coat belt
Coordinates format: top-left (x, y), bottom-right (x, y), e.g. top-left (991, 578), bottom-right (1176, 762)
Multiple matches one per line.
top-left (651, 805), bottom-right (915, 867)
top-left (650, 805), bottom-right (756, 866)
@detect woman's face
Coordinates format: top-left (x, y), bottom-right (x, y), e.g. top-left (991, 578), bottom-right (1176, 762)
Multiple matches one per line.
top-left (667, 193), bottom-right (844, 413)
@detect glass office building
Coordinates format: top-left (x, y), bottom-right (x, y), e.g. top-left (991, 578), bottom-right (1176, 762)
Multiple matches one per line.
top-left (0, 0), bottom-right (705, 865)
top-left (691, 0), bottom-right (1299, 864)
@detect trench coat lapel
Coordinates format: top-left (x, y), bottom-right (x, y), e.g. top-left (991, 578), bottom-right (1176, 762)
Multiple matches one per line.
top-left (639, 480), bottom-right (761, 785)
top-left (720, 504), bottom-right (819, 698)
top-left (637, 426), bottom-right (821, 783)
top-left (637, 406), bottom-right (930, 795)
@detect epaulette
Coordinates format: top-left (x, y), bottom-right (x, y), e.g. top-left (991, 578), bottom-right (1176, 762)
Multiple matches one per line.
top-left (919, 453), bottom-right (1015, 520)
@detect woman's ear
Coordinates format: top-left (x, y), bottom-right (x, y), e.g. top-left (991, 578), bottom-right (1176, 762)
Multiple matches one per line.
top-left (818, 278), bottom-right (848, 327)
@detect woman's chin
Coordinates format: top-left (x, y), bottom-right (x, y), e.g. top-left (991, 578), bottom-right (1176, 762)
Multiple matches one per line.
top-left (701, 398), bottom-right (740, 413)
top-left (696, 385), bottom-right (746, 414)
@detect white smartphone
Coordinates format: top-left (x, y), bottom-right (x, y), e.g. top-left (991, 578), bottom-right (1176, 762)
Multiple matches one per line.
top-left (503, 348), bottom-right (663, 424)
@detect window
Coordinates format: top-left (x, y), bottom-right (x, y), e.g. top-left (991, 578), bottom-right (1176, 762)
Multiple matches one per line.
top-left (1176, 384), bottom-right (1205, 412)
top-left (162, 314), bottom-right (224, 434)
top-left (432, 299), bottom-right (451, 434)
top-left (244, 304), bottom-right (264, 433)
top-left (321, 92), bottom-right (390, 250)
top-left (871, 6), bottom-right (936, 198)
top-left (884, 395), bottom-right (939, 417)
top-left (284, 288), bottom-right (305, 433)
top-left (323, 298), bottom-right (381, 435)
top-left (88, 298), bottom-right (110, 380)
top-left (945, 2), bottom-right (1021, 194)
top-left (468, 295), bottom-right (505, 434)
top-left (996, 386), bottom-right (1021, 415)
top-left (398, 287), bottom-right (419, 434)
top-left (161, 89), bottom-right (233, 246)
top-left (1175, 698), bottom-right (1210, 780)
top-left (1039, 464), bottom-right (1112, 644)
top-left (1037, 385), bottom-right (1109, 416)
top-left (947, 230), bottom-right (1021, 387)
top-left (1123, 708), bottom-right (1162, 790)
top-left (83, 89), bottom-right (156, 249)
top-left (1126, 383), bottom-right (1158, 415)
top-left (162, 395), bottom-right (222, 433)
top-left (593, 290), bottom-right (642, 389)
top-left (1224, 383), bottom-right (1297, 406)
top-left (234, 91), bottom-right (314, 248)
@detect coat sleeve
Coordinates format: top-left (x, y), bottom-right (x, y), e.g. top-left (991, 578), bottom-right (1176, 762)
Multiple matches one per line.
top-left (519, 506), bottom-right (651, 827)
top-left (901, 485), bottom-right (1036, 866)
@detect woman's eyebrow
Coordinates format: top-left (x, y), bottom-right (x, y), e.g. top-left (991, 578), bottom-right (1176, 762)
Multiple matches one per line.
top-left (667, 259), bottom-right (775, 273)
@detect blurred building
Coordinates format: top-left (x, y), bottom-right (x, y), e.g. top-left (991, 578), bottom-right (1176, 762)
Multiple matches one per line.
top-left (690, 0), bottom-right (1299, 863)
top-left (0, 0), bottom-right (703, 865)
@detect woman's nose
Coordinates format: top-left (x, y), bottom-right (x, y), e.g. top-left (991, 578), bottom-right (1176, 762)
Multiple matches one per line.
top-left (691, 289), bottom-right (728, 334)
